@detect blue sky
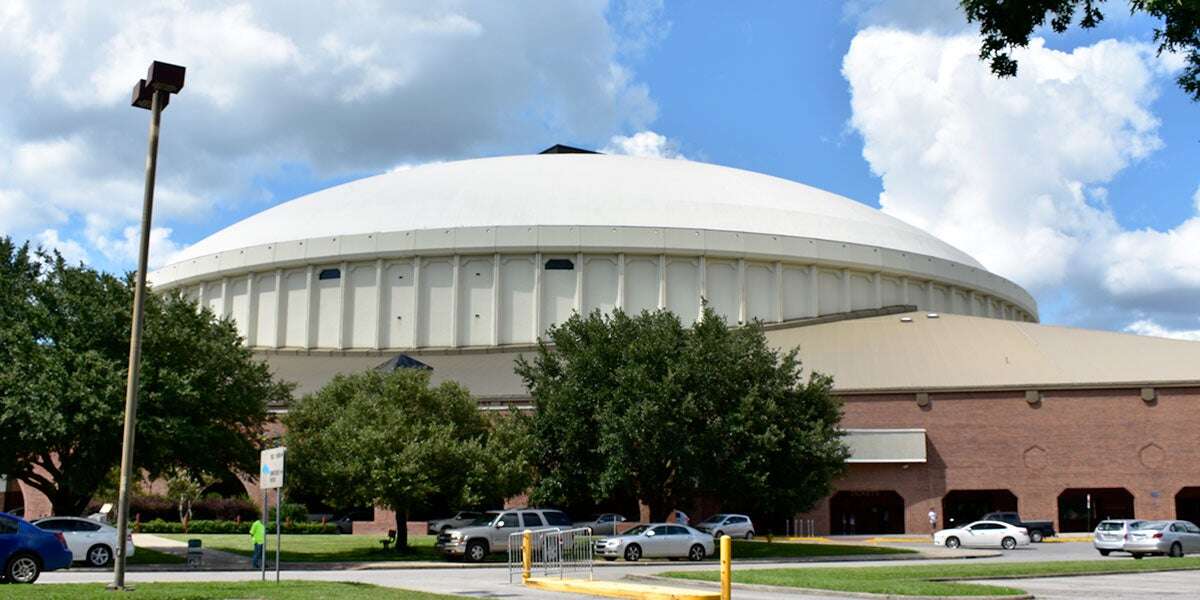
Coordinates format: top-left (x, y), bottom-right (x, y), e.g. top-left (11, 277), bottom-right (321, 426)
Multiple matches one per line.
top-left (1, 0), bottom-right (1197, 337)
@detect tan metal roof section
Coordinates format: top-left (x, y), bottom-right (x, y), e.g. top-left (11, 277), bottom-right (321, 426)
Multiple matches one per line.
top-left (764, 311), bottom-right (1200, 393)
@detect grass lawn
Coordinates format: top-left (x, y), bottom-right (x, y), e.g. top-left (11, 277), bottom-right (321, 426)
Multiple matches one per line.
top-left (730, 540), bottom-right (913, 559)
top-left (665, 557), bottom-right (1200, 596)
top-left (3, 581), bottom-right (460, 599)
top-left (158, 534), bottom-right (491, 563)
top-left (127, 547), bottom-right (186, 565)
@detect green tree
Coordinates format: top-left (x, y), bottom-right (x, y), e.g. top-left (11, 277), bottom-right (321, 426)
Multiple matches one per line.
top-left (284, 368), bottom-right (529, 551)
top-left (515, 306), bottom-right (848, 522)
top-left (0, 238), bottom-right (289, 515)
top-left (960, 0), bottom-right (1200, 100)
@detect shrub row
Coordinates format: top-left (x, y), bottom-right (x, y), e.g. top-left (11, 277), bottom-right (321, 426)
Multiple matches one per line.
top-left (89, 495), bottom-right (261, 522)
top-left (137, 518), bottom-right (337, 535)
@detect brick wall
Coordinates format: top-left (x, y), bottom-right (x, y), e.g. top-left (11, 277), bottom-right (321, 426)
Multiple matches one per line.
top-left (796, 387), bottom-right (1200, 534)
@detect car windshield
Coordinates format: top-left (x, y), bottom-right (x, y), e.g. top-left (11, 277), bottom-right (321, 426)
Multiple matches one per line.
top-left (1097, 521), bottom-right (1132, 531)
top-left (1133, 521), bottom-right (1169, 531)
top-left (700, 515), bottom-right (725, 524)
top-left (469, 511), bottom-right (501, 526)
top-left (622, 525), bottom-right (649, 536)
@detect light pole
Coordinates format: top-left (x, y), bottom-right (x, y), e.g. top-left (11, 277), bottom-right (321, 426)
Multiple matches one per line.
top-left (110, 60), bottom-right (185, 591)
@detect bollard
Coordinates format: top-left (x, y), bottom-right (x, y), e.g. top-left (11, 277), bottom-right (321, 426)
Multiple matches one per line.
top-left (720, 534), bottom-right (731, 600)
top-left (522, 529), bottom-right (532, 582)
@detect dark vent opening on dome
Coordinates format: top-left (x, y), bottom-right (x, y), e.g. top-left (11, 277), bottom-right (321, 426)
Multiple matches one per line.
top-left (539, 144), bottom-right (599, 155)
top-left (318, 268), bottom-right (341, 280)
top-left (544, 259), bottom-right (575, 270)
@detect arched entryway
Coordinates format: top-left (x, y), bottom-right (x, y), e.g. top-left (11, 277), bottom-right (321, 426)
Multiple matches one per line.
top-left (941, 489), bottom-right (1018, 529)
top-left (830, 490), bottom-right (905, 535)
top-left (1176, 487), bottom-right (1200, 524)
top-left (1057, 488), bottom-right (1134, 533)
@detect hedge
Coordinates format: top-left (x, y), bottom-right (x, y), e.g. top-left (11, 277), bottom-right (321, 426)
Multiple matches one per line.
top-left (137, 519), bottom-right (337, 535)
top-left (90, 495), bottom-right (260, 522)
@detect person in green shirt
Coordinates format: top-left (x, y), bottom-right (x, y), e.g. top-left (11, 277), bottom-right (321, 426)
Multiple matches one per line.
top-left (250, 519), bottom-right (265, 568)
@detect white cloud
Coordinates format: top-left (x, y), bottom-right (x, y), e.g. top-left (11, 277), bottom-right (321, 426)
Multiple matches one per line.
top-left (603, 130), bottom-right (685, 159)
top-left (1124, 319), bottom-right (1200, 342)
top-left (36, 229), bottom-right (88, 265)
top-left (0, 1), bottom-right (658, 271)
top-left (89, 224), bottom-right (183, 270)
top-left (843, 28), bottom-right (1200, 334)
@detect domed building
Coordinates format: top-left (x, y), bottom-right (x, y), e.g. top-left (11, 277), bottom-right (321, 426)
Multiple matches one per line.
top-left (98, 146), bottom-right (1197, 536)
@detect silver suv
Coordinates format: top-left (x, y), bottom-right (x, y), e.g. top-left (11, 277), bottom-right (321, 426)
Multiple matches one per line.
top-left (436, 509), bottom-right (573, 562)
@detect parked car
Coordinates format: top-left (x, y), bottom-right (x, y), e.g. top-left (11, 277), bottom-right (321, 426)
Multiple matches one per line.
top-left (332, 508), bottom-right (376, 535)
top-left (594, 523), bottom-right (714, 562)
top-left (0, 511), bottom-right (74, 583)
top-left (934, 520), bottom-right (1030, 550)
top-left (980, 511), bottom-right (1055, 543)
top-left (1093, 519), bottom-right (1144, 556)
top-left (33, 516), bottom-right (132, 567)
top-left (694, 514), bottom-right (755, 539)
top-left (574, 513), bottom-right (627, 536)
top-left (1120, 520), bottom-right (1200, 559)
top-left (436, 508), bottom-right (573, 562)
top-left (427, 511), bottom-right (483, 535)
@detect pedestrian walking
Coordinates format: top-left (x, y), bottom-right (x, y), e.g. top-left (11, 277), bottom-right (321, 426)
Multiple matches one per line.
top-left (928, 507), bottom-right (938, 535)
top-left (250, 518), bottom-right (265, 569)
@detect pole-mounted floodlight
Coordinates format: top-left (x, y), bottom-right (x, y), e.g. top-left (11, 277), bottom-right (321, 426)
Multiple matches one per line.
top-left (110, 60), bottom-right (185, 591)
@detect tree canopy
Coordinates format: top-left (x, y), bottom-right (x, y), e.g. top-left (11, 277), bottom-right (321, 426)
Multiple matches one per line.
top-left (0, 238), bottom-right (290, 515)
top-left (961, 0), bottom-right (1200, 101)
top-left (516, 306), bottom-right (848, 523)
top-left (284, 368), bottom-right (529, 550)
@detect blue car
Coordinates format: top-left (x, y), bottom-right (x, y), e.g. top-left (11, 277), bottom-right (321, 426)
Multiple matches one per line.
top-left (1, 511), bottom-right (73, 583)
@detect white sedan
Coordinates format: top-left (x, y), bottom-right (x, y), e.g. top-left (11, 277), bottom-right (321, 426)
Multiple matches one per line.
top-left (934, 520), bottom-right (1030, 550)
top-left (594, 523), bottom-right (715, 561)
top-left (34, 516), bottom-right (134, 567)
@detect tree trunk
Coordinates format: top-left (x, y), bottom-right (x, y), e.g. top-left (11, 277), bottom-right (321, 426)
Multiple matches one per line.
top-left (394, 508), bottom-right (409, 552)
top-left (41, 485), bottom-right (92, 517)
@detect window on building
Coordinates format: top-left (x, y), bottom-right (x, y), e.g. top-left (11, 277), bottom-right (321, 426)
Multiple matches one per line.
top-left (318, 268), bottom-right (341, 280)
top-left (544, 258), bottom-right (574, 270)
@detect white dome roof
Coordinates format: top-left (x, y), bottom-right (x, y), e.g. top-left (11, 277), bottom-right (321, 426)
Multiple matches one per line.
top-left (172, 153), bottom-right (984, 269)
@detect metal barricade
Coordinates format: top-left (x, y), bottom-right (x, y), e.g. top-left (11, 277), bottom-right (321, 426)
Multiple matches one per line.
top-left (507, 527), bottom-right (593, 583)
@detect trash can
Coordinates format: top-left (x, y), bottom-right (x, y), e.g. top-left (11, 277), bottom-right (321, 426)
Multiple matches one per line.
top-left (186, 539), bottom-right (202, 567)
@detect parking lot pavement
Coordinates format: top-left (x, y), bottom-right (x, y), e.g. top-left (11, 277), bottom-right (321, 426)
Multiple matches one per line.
top-left (37, 541), bottom-right (1166, 599)
top-left (974, 570), bottom-right (1200, 599)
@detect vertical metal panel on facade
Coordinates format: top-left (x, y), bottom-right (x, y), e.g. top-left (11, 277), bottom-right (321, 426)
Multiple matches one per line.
top-left (666, 257), bottom-right (700, 326)
top-left (499, 257), bottom-right (535, 346)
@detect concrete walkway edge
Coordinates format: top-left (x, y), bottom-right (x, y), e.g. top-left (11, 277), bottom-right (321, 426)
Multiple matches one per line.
top-left (624, 574), bottom-right (1034, 600)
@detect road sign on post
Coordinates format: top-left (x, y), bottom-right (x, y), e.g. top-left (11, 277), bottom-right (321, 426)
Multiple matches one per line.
top-left (259, 447), bottom-right (285, 583)
top-left (260, 447), bottom-right (286, 490)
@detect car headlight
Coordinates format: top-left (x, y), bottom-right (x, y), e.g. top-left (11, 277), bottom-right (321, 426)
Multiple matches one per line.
top-left (449, 532), bottom-right (463, 541)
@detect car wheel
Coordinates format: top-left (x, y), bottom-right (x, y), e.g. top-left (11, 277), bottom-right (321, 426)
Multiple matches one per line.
top-left (6, 554), bottom-right (41, 584)
top-left (944, 536), bottom-right (961, 549)
top-left (1001, 536), bottom-right (1017, 550)
top-left (714, 530), bottom-right (725, 539)
top-left (87, 544), bottom-right (114, 568)
top-left (688, 544), bottom-right (706, 561)
top-left (624, 544), bottom-right (641, 562)
top-left (1099, 549), bottom-right (1111, 556)
top-left (1030, 530), bottom-right (1043, 543)
top-left (744, 531), bottom-right (754, 540)
top-left (1169, 542), bottom-right (1183, 558)
top-left (1132, 553), bottom-right (1144, 560)
top-left (440, 525), bottom-right (452, 533)
top-left (465, 540), bottom-right (488, 563)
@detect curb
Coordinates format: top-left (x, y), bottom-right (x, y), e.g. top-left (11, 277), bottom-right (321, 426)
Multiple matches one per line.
top-left (103, 549), bottom-right (993, 573)
top-left (624, 574), bottom-right (1033, 600)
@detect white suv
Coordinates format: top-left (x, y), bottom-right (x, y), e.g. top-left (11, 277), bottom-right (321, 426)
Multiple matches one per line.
top-left (436, 509), bottom-right (573, 562)
top-left (695, 514), bottom-right (755, 539)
